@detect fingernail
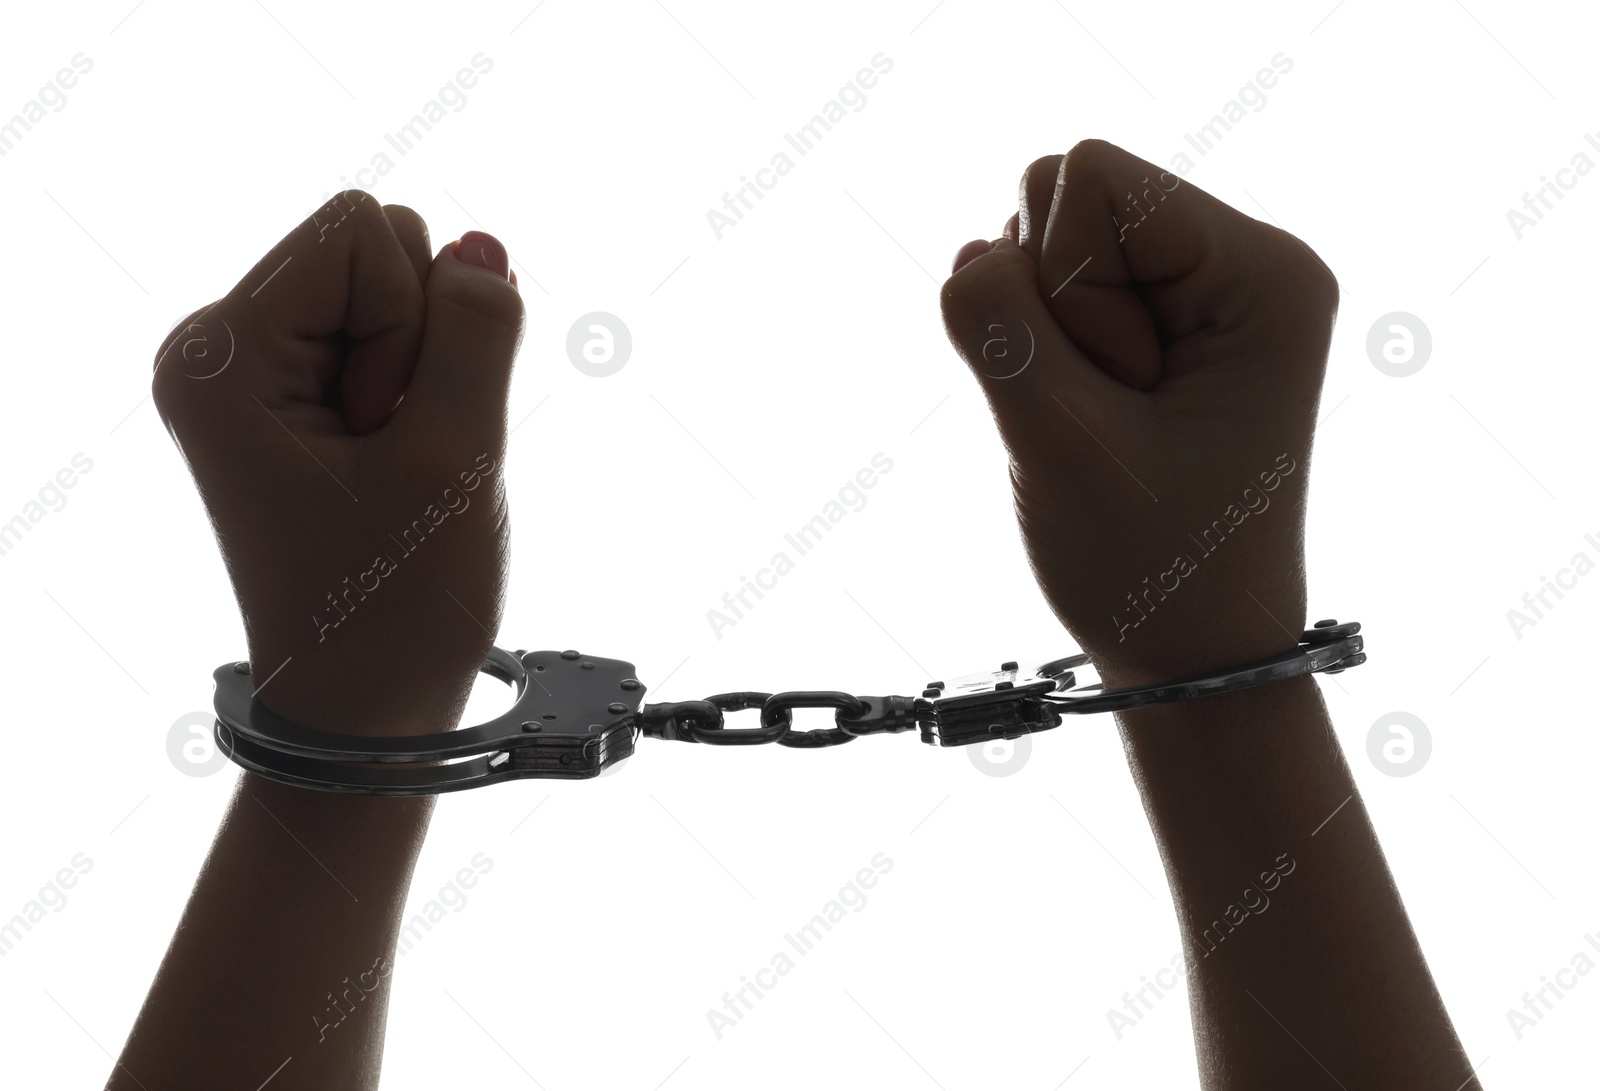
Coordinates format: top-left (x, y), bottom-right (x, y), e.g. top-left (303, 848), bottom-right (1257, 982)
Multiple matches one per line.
top-left (952, 238), bottom-right (996, 273)
top-left (456, 231), bottom-right (510, 280)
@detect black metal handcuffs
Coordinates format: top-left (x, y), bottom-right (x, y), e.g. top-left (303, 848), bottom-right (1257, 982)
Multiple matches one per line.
top-left (212, 621), bottom-right (1364, 795)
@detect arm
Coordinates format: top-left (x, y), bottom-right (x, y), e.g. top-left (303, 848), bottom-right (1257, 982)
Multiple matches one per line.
top-left (116, 193), bottom-right (523, 1088)
top-left (111, 775), bottom-right (435, 1089)
top-left (1118, 677), bottom-right (1472, 1087)
top-left (940, 140), bottom-right (1477, 1088)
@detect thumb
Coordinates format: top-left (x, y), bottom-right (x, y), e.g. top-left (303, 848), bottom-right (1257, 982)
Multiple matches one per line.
top-left (153, 190), bottom-right (427, 440)
top-left (1037, 141), bottom-right (1248, 388)
top-left (940, 236), bottom-right (1132, 456)
top-left (391, 231), bottom-right (525, 444)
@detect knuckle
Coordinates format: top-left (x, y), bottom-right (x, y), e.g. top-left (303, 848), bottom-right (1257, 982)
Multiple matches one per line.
top-left (1266, 226), bottom-right (1339, 306)
top-left (940, 245), bottom-right (1034, 325)
top-left (1307, 259), bottom-right (1340, 311)
top-left (1018, 153), bottom-right (1063, 196)
top-left (1060, 138), bottom-right (1119, 182)
top-left (151, 301), bottom-right (242, 431)
top-left (150, 356), bottom-right (201, 434)
top-left (149, 310), bottom-right (208, 416)
top-left (381, 202), bottom-right (422, 226)
top-left (331, 188), bottom-right (379, 216)
top-left (307, 189), bottom-right (383, 240)
top-left (149, 357), bottom-right (178, 420)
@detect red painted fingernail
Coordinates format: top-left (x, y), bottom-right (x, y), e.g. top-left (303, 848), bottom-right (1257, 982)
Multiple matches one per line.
top-left (952, 238), bottom-right (996, 273)
top-left (456, 231), bottom-right (510, 280)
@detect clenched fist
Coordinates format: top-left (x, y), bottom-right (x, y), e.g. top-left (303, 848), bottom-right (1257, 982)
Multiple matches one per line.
top-left (941, 141), bottom-right (1338, 688)
top-left (153, 192), bottom-right (524, 736)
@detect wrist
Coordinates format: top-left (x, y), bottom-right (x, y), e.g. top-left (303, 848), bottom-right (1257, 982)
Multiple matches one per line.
top-left (1114, 672), bottom-right (1338, 792)
top-left (1091, 625), bottom-right (1305, 692)
top-left (1083, 581), bottom-right (1309, 692)
top-left (237, 770), bottom-right (436, 855)
top-left (245, 653), bottom-right (479, 739)
top-left (1111, 675), bottom-right (1350, 865)
top-left (240, 599), bottom-right (497, 739)
top-left (1113, 668), bottom-right (1323, 731)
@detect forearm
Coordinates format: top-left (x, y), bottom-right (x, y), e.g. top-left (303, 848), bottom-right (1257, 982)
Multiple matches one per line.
top-left (1116, 675), bottom-right (1477, 1089)
top-left (110, 772), bottom-right (435, 1090)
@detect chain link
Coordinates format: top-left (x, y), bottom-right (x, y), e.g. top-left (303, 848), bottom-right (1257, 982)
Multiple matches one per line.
top-left (626, 622), bottom-right (1365, 751)
top-left (639, 690), bottom-right (918, 748)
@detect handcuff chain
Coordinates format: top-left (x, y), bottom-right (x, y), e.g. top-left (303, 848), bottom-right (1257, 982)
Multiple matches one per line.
top-left (637, 690), bottom-right (914, 748)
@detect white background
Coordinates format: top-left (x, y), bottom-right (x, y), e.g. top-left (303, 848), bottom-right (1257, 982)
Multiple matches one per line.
top-left (0, 0), bottom-right (1593, 1086)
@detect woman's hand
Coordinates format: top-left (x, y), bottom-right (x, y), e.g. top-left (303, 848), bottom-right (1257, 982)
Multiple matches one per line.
top-left (940, 141), bottom-right (1338, 687)
top-left (152, 192), bottom-right (525, 734)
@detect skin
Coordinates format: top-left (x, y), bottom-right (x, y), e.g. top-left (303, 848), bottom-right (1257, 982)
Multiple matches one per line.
top-left (112, 194), bottom-right (523, 1090)
top-left (940, 140), bottom-right (1480, 1088)
top-left (112, 140), bottom-right (1478, 1089)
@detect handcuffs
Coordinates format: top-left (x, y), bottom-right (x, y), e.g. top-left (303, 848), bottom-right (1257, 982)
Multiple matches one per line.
top-left (210, 620), bottom-right (1364, 795)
